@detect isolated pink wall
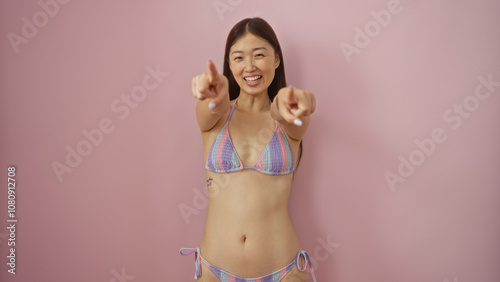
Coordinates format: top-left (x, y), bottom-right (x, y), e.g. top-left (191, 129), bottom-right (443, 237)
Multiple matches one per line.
top-left (1, 1), bottom-right (499, 281)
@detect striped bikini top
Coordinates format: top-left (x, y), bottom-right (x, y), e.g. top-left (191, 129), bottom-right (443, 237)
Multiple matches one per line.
top-left (205, 99), bottom-right (295, 175)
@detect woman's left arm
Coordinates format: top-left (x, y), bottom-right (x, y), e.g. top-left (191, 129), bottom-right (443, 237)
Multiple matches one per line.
top-left (270, 86), bottom-right (316, 141)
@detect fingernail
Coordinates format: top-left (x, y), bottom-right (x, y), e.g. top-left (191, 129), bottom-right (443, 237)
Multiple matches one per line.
top-left (294, 118), bottom-right (302, 126)
top-left (208, 102), bottom-right (216, 110)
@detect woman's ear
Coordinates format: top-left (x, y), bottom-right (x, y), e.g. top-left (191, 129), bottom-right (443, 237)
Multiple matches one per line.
top-left (274, 54), bottom-right (280, 69)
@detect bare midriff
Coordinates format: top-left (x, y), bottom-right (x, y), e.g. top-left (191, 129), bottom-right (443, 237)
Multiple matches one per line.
top-left (200, 170), bottom-right (300, 278)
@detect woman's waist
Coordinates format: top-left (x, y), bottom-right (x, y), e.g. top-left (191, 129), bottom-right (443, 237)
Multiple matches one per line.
top-left (203, 210), bottom-right (296, 239)
top-left (200, 222), bottom-right (300, 277)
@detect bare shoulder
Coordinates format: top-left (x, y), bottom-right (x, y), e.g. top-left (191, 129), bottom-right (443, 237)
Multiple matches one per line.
top-left (199, 99), bottom-right (235, 143)
top-left (196, 98), bottom-right (233, 132)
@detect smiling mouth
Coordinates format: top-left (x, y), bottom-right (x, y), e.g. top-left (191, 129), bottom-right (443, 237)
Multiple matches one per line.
top-left (244, 75), bottom-right (262, 81)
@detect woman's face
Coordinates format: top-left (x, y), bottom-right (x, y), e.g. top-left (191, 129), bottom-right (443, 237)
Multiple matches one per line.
top-left (229, 32), bottom-right (280, 97)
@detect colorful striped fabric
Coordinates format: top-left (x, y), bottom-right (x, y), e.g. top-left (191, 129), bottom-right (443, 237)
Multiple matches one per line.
top-left (203, 255), bottom-right (295, 282)
top-left (205, 99), bottom-right (295, 175)
top-left (179, 247), bottom-right (317, 282)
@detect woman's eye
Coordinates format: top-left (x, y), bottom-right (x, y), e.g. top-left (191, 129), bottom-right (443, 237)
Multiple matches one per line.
top-left (255, 54), bottom-right (264, 58)
top-left (234, 56), bottom-right (243, 61)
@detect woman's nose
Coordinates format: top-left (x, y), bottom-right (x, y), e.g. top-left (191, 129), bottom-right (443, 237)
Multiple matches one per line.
top-left (243, 58), bottom-right (257, 72)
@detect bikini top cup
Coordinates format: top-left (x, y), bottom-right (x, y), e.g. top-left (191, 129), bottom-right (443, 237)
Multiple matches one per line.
top-left (205, 99), bottom-right (295, 175)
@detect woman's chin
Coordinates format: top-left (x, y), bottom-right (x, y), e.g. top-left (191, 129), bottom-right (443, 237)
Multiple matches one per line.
top-left (238, 84), bottom-right (269, 96)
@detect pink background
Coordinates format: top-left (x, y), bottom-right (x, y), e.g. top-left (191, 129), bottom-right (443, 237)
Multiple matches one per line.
top-left (1, 0), bottom-right (500, 281)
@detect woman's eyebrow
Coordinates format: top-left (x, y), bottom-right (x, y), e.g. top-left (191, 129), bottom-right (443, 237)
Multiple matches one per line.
top-left (230, 47), bottom-right (268, 55)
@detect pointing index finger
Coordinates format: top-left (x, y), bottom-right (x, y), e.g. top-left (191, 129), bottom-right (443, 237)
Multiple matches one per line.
top-left (207, 60), bottom-right (218, 84)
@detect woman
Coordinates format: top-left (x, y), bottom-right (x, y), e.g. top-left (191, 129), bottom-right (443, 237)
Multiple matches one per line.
top-left (180, 17), bottom-right (317, 282)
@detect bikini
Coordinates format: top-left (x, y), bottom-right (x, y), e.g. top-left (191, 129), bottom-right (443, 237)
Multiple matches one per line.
top-left (180, 247), bottom-right (317, 282)
top-left (205, 98), bottom-right (294, 175)
top-left (180, 99), bottom-right (317, 281)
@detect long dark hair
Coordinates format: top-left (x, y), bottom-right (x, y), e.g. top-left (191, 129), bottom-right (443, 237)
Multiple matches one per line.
top-left (223, 17), bottom-right (286, 101)
top-left (222, 17), bottom-right (303, 170)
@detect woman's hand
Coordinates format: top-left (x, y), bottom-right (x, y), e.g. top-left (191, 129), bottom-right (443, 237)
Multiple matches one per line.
top-left (275, 86), bottom-right (316, 126)
top-left (191, 60), bottom-right (229, 110)
top-left (192, 60), bottom-right (231, 131)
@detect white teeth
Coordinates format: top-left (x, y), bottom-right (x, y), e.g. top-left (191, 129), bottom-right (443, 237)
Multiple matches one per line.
top-left (245, 76), bottom-right (262, 81)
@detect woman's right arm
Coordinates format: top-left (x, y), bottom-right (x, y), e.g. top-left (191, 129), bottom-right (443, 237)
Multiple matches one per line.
top-left (192, 60), bottom-right (231, 132)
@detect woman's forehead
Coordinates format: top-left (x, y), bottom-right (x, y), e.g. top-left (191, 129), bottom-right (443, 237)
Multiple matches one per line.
top-left (230, 33), bottom-right (273, 53)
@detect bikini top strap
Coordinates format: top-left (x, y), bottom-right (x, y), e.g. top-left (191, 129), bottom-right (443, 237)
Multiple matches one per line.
top-left (227, 99), bottom-right (238, 121)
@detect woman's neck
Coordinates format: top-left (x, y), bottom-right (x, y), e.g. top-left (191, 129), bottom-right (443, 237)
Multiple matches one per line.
top-left (236, 92), bottom-right (271, 114)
